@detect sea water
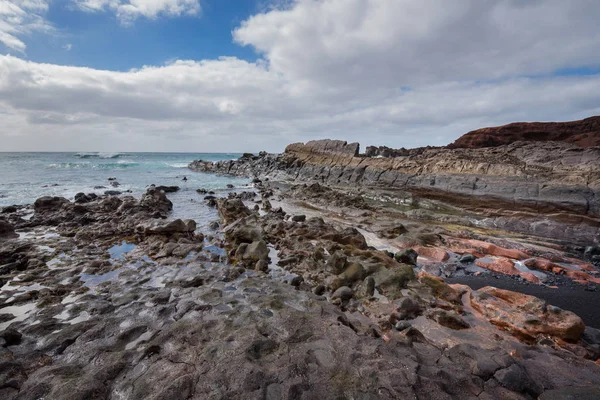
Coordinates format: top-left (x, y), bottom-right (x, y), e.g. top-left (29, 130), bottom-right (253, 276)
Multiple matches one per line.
top-left (0, 152), bottom-right (250, 228)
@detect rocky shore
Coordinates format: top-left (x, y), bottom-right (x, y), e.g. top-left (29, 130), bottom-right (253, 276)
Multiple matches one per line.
top-left (1, 182), bottom-right (600, 399)
top-left (2, 120), bottom-right (600, 398)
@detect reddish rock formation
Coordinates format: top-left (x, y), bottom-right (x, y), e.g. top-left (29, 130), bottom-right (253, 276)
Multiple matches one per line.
top-left (414, 246), bottom-right (449, 262)
top-left (448, 116), bottom-right (600, 149)
top-left (475, 258), bottom-right (519, 275)
top-left (470, 287), bottom-right (586, 343)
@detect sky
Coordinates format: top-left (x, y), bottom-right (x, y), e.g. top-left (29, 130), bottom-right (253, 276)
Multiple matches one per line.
top-left (1, 0), bottom-right (600, 153)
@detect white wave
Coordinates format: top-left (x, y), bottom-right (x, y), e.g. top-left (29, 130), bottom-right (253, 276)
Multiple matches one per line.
top-left (166, 163), bottom-right (189, 168)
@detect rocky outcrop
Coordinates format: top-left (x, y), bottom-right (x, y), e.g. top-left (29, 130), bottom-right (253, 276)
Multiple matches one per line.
top-left (189, 139), bottom-right (600, 243)
top-left (470, 286), bottom-right (586, 343)
top-left (285, 139), bottom-right (359, 157)
top-left (448, 116), bottom-right (600, 149)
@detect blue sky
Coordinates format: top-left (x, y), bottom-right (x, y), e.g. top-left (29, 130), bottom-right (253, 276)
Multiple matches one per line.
top-left (1, 1), bottom-right (599, 152)
top-left (15, 1), bottom-right (261, 70)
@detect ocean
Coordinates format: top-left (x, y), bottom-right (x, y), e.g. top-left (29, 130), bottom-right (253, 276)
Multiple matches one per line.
top-left (0, 152), bottom-right (250, 228)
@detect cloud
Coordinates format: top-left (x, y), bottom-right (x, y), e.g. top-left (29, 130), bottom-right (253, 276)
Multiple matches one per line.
top-left (73, 0), bottom-right (201, 22)
top-left (63, 43), bottom-right (72, 51)
top-left (2, 0), bottom-right (600, 152)
top-left (234, 0), bottom-right (600, 89)
top-left (0, 0), bottom-right (53, 52)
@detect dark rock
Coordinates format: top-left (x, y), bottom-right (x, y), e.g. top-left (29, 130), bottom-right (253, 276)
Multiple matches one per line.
top-left (290, 276), bottom-right (304, 287)
top-left (395, 321), bottom-right (412, 331)
top-left (313, 284), bottom-right (326, 296)
top-left (104, 190), bottom-right (122, 196)
top-left (155, 185), bottom-right (180, 193)
top-left (493, 364), bottom-right (542, 397)
top-left (1, 329), bottom-right (22, 346)
top-left (331, 286), bottom-right (353, 301)
top-left (584, 245), bottom-right (600, 260)
top-left (33, 196), bottom-right (69, 211)
top-left (1, 206), bottom-right (17, 214)
top-left (74, 192), bottom-right (94, 203)
top-left (460, 254), bottom-right (477, 263)
top-left (394, 249), bottom-right (418, 265)
top-left (449, 116), bottom-right (600, 149)
top-left (291, 215), bottom-right (306, 222)
top-left (582, 326), bottom-right (600, 345)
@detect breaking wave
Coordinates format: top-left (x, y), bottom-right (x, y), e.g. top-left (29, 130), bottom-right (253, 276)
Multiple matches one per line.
top-left (75, 152), bottom-right (127, 159)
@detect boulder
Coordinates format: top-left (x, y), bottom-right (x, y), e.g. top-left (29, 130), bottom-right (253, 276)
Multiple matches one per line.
top-left (140, 188), bottom-right (173, 215)
top-left (216, 198), bottom-right (252, 226)
top-left (331, 286), bottom-right (353, 301)
top-left (33, 196), bottom-right (69, 212)
top-left (414, 246), bottom-right (449, 262)
top-left (475, 258), bottom-right (519, 275)
top-left (74, 192), bottom-right (95, 203)
top-left (459, 254), bottom-right (476, 263)
top-left (339, 262), bottom-right (365, 285)
top-left (223, 216), bottom-right (263, 246)
top-left (394, 249), bottom-right (418, 265)
top-left (470, 286), bottom-right (585, 342)
top-left (137, 219), bottom-right (196, 235)
top-left (236, 240), bottom-right (269, 263)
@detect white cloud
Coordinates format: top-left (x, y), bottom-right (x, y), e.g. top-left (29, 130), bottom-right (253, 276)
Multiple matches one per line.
top-left (1, 0), bottom-right (600, 152)
top-left (73, 0), bottom-right (201, 22)
top-left (0, 0), bottom-right (52, 52)
top-left (63, 43), bottom-right (72, 51)
top-left (234, 0), bottom-right (600, 88)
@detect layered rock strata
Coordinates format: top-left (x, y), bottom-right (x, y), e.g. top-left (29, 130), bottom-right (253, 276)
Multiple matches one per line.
top-left (190, 139), bottom-right (600, 244)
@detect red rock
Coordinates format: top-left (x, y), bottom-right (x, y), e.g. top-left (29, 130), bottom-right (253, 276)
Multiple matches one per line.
top-left (518, 272), bottom-right (540, 284)
top-left (565, 270), bottom-right (590, 280)
top-left (470, 287), bottom-right (585, 343)
top-left (523, 258), bottom-right (563, 272)
top-left (475, 258), bottom-right (519, 275)
top-left (414, 246), bottom-right (449, 262)
top-left (458, 239), bottom-right (528, 260)
top-left (448, 116), bottom-right (600, 149)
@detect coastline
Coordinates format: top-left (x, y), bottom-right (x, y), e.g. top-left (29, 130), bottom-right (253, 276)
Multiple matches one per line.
top-left (1, 137), bottom-right (600, 398)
